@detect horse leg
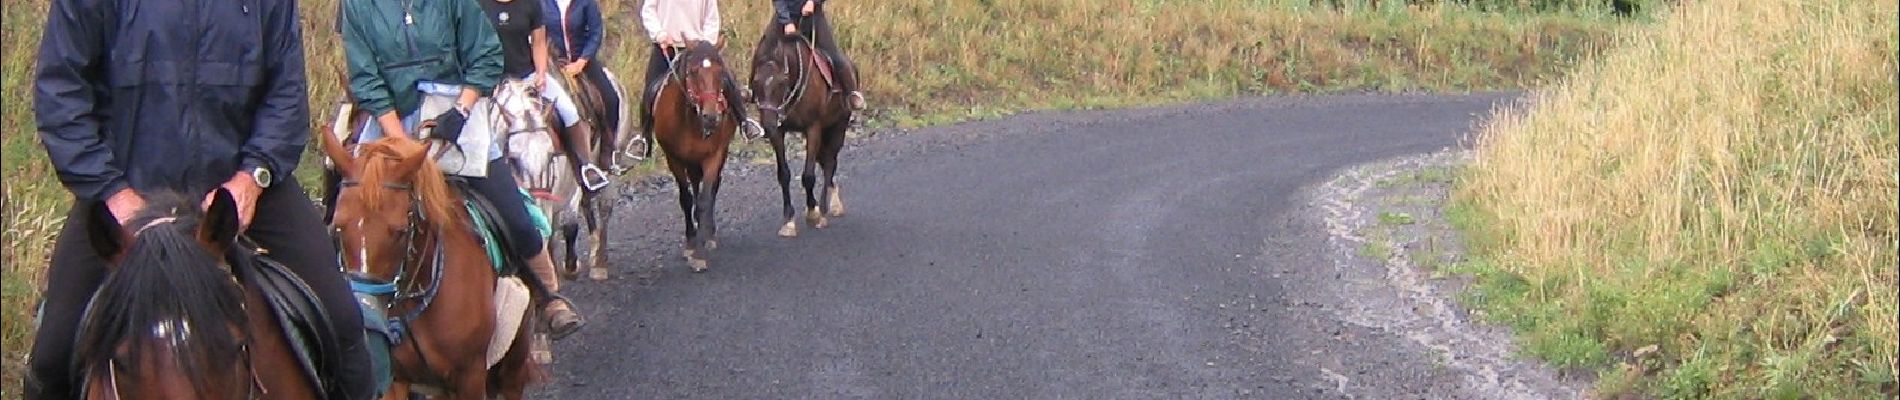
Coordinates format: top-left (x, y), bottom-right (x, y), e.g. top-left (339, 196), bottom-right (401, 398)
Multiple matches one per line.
top-left (667, 160), bottom-right (701, 270)
top-left (803, 124), bottom-right (828, 229)
top-left (698, 150), bottom-right (728, 251)
top-left (820, 124), bottom-right (846, 218)
top-left (489, 307), bottom-right (538, 400)
top-left (584, 193), bottom-right (611, 281)
top-left (559, 211), bottom-right (582, 279)
top-left (770, 130), bottom-right (799, 237)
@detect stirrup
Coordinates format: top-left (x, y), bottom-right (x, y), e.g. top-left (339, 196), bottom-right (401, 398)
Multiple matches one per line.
top-left (579, 164), bottom-right (610, 192)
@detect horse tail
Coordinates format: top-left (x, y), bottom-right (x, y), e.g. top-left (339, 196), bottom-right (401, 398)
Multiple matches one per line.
top-left (602, 68), bottom-right (635, 153)
top-left (73, 219), bottom-right (247, 391)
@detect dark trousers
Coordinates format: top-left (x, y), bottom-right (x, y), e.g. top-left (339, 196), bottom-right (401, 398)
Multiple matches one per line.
top-left (468, 157), bottom-right (545, 257)
top-left (578, 60), bottom-right (622, 133)
top-left (27, 179), bottom-right (374, 400)
top-left (803, 12), bottom-right (859, 94)
top-left (641, 44), bottom-right (749, 134)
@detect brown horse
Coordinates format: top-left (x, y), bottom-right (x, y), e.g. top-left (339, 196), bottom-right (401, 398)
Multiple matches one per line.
top-left (318, 136), bottom-right (539, 399)
top-left (748, 32), bottom-right (853, 237)
top-left (652, 41), bottom-right (741, 272)
top-left (73, 189), bottom-right (318, 400)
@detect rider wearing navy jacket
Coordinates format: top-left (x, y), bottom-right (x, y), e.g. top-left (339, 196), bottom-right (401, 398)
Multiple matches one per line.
top-left (772, 0), bottom-right (864, 110)
top-left (29, 0), bottom-right (375, 396)
top-left (543, 0), bottom-right (621, 143)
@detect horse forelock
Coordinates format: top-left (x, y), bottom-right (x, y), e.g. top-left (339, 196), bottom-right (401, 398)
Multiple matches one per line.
top-left (350, 138), bottom-right (463, 232)
top-left (76, 194), bottom-right (249, 398)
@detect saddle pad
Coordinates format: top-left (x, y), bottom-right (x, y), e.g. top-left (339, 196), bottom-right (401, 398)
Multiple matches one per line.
top-left (462, 188), bottom-right (552, 273)
top-left (487, 276), bottom-right (531, 368)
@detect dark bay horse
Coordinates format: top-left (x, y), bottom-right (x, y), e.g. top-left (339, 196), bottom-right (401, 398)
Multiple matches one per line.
top-left (74, 189), bottom-right (317, 400)
top-left (652, 41), bottom-right (741, 272)
top-left (318, 136), bottom-right (538, 399)
top-left (749, 32), bottom-right (853, 237)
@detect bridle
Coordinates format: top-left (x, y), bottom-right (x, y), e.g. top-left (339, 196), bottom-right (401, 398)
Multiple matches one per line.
top-left (664, 46), bottom-right (730, 121)
top-left (756, 36), bottom-right (815, 119)
top-left (332, 177), bottom-right (448, 379)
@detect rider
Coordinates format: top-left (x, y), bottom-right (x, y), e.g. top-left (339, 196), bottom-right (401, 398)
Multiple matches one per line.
top-left (29, 0), bottom-right (376, 396)
top-left (339, 0), bottom-right (587, 339)
top-left (773, 0), bottom-right (865, 110)
top-left (640, 0), bottom-right (761, 140)
top-left (543, 0), bottom-right (640, 156)
top-left (481, 0), bottom-right (611, 192)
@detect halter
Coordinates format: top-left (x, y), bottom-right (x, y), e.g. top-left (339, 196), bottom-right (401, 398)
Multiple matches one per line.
top-left (664, 47), bottom-right (730, 120)
top-left (333, 177), bottom-right (454, 384)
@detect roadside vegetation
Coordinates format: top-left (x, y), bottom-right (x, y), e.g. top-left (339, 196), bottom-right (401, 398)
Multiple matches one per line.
top-left (3, 0), bottom-right (1640, 395)
top-left (1454, 0), bottom-right (1897, 396)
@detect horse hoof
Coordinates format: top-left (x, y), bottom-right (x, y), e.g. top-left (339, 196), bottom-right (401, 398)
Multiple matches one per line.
top-left (588, 267), bottom-right (609, 281)
top-left (778, 221), bottom-right (799, 237)
top-left (805, 208), bottom-right (822, 224)
top-left (683, 248), bottom-right (697, 260)
top-left (814, 216), bottom-right (830, 229)
top-left (829, 191), bottom-right (845, 217)
top-left (689, 259), bottom-right (709, 272)
top-left (705, 240), bottom-right (719, 250)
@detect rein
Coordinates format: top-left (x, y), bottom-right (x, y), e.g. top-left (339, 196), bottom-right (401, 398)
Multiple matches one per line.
top-left (758, 36), bottom-right (815, 116)
top-left (663, 46), bottom-right (730, 120)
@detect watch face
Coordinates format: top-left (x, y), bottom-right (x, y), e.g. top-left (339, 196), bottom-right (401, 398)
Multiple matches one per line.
top-left (254, 168), bottom-right (272, 187)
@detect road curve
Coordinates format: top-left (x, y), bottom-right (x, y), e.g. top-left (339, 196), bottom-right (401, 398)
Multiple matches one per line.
top-left (537, 93), bottom-right (1532, 399)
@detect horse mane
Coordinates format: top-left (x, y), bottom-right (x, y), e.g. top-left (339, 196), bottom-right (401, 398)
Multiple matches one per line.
top-left (352, 137), bottom-right (464, 231)
top-left (73, 192), bottom-right (246, 393)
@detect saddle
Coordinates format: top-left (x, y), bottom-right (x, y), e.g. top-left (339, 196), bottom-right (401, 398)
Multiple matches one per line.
top-left (233, 242), bottom-right (392, 400)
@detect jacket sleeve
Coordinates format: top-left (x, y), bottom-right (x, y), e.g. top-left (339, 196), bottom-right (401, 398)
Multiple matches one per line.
top-left (33, 0), bottom-right (127, 202)
top-left (578, 0), bottom-right (602, 60)
top-left (772, 0), bottom-right (795, 26)
top-left (640, 0), bottom-right (662, 43)
top-left (341, 2), bottom-right (397, 116)
top-left (242, 0), bottom-right (310, 179)
top-left (456, 0), bottom-right (504, 95)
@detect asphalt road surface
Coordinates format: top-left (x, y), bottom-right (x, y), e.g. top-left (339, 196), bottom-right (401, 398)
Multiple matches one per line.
top-left (536, 93), bottom-right (1557, 399)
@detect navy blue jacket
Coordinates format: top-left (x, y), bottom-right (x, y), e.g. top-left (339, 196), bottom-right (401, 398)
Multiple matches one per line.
top-left (543, 0), bottom-right (603, 61)
top-left (35, 0), bottom-right (308, 202)
top-left (773, 0), bottom-right (823, 26)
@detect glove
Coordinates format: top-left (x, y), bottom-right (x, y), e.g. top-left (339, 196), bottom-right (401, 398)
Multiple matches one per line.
top-left (431, 107), bottom-right (468, 143)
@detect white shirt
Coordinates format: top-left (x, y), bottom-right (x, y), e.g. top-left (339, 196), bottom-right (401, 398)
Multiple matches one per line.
top-left (641, 0), bottom-right (721, 44)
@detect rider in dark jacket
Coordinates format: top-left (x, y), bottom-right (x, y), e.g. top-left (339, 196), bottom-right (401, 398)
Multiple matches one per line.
top-left (772, 0), bottom-right (864, 110)
top-left (30, 0), bottom-right (375, 397)
top-left (543, 0), bottom-right (627, 149)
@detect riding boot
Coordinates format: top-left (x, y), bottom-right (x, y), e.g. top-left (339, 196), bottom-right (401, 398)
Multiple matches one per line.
top-left (560, 120), bottom-right (610, 192)
top-left (527, 250), bottom-right (585, 340)
top-left (334, 341), bottom-right (380, 400)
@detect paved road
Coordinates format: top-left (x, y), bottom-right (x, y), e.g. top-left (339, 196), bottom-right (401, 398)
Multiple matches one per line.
top-left (539, 93), bottom-right (1531, 399)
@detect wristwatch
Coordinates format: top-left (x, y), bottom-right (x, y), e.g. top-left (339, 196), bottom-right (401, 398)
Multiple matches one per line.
top-left (250, 166), bottom-right (273, 189)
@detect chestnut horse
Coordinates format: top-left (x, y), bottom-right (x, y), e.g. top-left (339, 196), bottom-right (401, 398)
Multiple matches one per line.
top-left (73, 189), bottom-right (318, 400)
top-left (651, 41), bottom-right (741, 272)
top-left (319, 136), bottom-right (538, 399)
top-left (748, 31), bottom-right (854, 237)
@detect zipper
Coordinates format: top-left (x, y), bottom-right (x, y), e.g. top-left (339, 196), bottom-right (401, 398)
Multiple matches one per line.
top-left (399, 0), bottom-right (421, 57)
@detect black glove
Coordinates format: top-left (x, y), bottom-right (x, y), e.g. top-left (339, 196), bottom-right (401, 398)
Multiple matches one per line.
top-left (431, 108), bottom-right (468, 143)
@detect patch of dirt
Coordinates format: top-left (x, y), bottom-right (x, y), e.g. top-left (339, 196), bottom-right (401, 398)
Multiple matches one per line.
top-left (1305, 149), bottom-right (1593, 399)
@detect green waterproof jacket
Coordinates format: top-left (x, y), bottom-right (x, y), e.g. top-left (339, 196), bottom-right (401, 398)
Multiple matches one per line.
top-left (340, 0), bottom-right (503, 117)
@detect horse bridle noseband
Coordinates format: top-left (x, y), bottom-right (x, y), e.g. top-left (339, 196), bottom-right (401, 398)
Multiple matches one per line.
top-left (665, 48), bottom-right (731, 118)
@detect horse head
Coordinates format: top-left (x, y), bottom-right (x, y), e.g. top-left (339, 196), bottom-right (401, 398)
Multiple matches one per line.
top-left (675, 40), bottom-right (733, 136)
top-left (76, 189), bottom-right (251, 399)
top-left (749, 36), bottom-right (805, 133)
top-left (493, 79), bottom-right (562, 192)
top-left (318, 134), bottom-right (460, 287)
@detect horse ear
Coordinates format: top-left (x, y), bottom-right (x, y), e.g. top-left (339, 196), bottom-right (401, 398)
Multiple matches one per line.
top-left (319, 116), bottom-right (359, 179)
top-left (200, 187), bottom-right (240, 247)
top-left (86, 201), bottom-right (130, 259)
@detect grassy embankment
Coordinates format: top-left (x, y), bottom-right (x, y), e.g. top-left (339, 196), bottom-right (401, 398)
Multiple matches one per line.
top-left (1453, 0), bottom-right (1896, 397)
top-left (3, 1), bottom-right (1634, 395)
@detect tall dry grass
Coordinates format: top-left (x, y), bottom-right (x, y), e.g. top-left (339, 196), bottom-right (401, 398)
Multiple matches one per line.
top-left (1456, 0), bottom-right (1897, 396)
